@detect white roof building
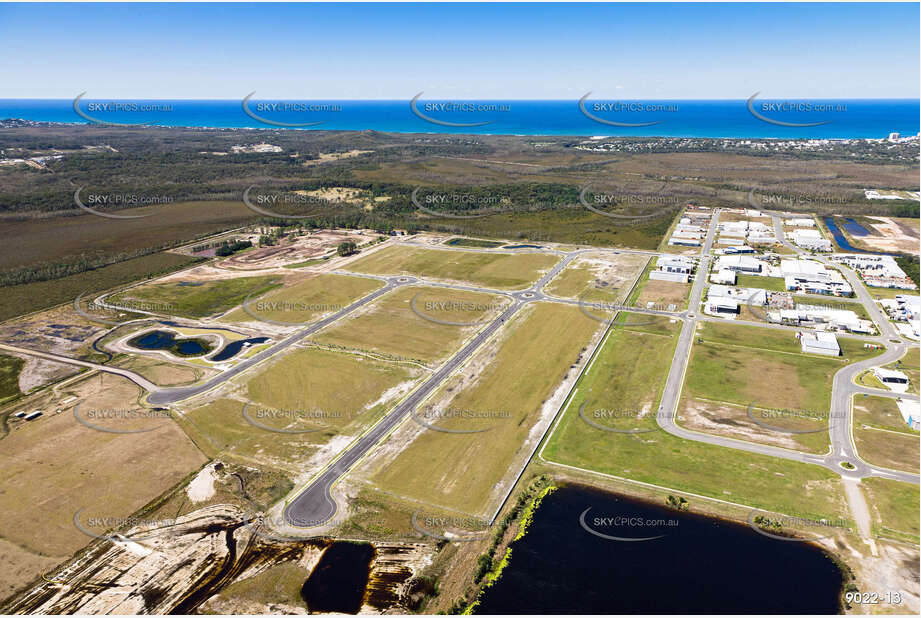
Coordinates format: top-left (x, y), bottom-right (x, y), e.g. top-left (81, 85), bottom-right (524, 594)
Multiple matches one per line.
top-left (800, 332), bottom-right (840, 356)
top-left (714, 255), bottom-right (763, 274)
top-left (872, 368), bottom-right (910, 393)
top-left (896, 400), bottom-right (920, 430)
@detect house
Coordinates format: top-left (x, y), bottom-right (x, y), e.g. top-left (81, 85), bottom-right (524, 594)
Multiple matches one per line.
top-left (872, 368), bottom-right (910, 393)
top-left (800, 332), bottom-right (840, 356)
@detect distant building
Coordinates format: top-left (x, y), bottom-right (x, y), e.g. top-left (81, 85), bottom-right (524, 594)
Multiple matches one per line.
top-left (24, 411), bottom-right (43, 421)
top-left (714, 255), bottom-right (763, 274)
top-left (872, 368), bottom-right (910, 393)
top-left (800, 332), bottom-right (840, 356)
top-left (790, 229), bottom-right (832, 252)
top-left (896, 400), bottom-right (920, 430)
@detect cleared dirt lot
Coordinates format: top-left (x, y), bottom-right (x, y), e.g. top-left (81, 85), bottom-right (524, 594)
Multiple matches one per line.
top-left (543, 251), bottom-right (648, 301)
top-left (0, 372), bottom-right (205, 601)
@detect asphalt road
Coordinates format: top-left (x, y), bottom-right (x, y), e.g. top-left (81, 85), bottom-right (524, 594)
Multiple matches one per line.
top-left (282, 251), bottom-right (584, 526)
top-left (147, 280), bottom-right (399, 405)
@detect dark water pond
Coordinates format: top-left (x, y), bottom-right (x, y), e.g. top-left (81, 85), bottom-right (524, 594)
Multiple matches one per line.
top-left (210, 337), bottom-right (270, 362)
top-left (503, 244), bottom-right (543, 249)
top-left (474, 485), bottom-right (844, 615)
top-left (823, 216), bottom-right (894, 255)
top-left (128, 330), bottom-right (213, 356)
top-left (841, 218), bottom-right (870, 237)
top-left (301, 541), bottom-right (375, 614)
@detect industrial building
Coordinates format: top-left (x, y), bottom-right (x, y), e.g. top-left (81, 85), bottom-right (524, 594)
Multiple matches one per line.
top-left (790, 229), bottom-right (833, 252)
top-left (799, 331), bottom-right (840, 356)
top-left (872, 368), bottom-right (910, 393)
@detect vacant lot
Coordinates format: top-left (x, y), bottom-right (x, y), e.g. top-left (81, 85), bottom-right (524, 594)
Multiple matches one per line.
top-left (111, 275), bottom-right (282, 319)
top-left (677, 398), bottom-right (829, 454)
top-left (0, 354), bottom-right (24, 402)
top-left (314, 286), bottom-right (509, 365)
top-left (0, 372), bottom-right (205, 601)
top-left (696, 321), bottom-right (885, 363)
top-left (181, 347), bottom-right (424, 473)
top-left (365, 302), bottom-right (604, 515)
top-left (542, 317), bottom-right (849, 523)
top-left (543, 252), bottom-right (648, 301)
top-left (112, 355), bottom-right (214, 387)
top-left (685, 342), bottom-right (843, 414)
top-left (221, 272), bottom-right (383, 326)
top-left (852, 396), bottom-right (919, 474)
top-left (634, 278), bottom-right (691, 310)
top-left (736, 275), bottom-right (787, 292)
top-left (862, 477), bottom-right (920, 541)
top-left (344, 245), bottom-right (558, 290)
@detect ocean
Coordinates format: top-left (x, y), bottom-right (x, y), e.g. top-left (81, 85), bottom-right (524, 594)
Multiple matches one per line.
top-left (1, 98), bottom-right (918, 139)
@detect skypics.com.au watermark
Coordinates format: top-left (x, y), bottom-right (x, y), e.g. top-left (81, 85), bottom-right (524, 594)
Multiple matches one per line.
top-left (579, 93), bottom-right (678, 127)
top-left (745, 402), bottom-right (841, 435)
top-left (410, 406), bottom-right (511, 434)
top-left (747, 509), bottom-right (848, 542)
top-left (73, 404), bottom-right (172, 434)
top-left (579, 507), bottom-right (675, 542)
top-left (242, 403), bottom-right (363, 434)
top-left (411, 510), bottom-right (492, 541)
top-left (241, 290), bottom-right (343, 326)
top-left (74, 187), bottom-right (173, 219)
top-left (411, 187), bottom-right (510, 219)
top-left (747, 92), bottom-right (846, 128)
top-left (578, 402), bottom-right (673, 434)
top-left (579, 183), bottom-right (679, 224)
top-left (242, 92), bottom-right (342, 127)
top-left (410, 292), bottom-right (508, 326)
top-left (74, 290), bottom-right (175, 325)
top-left (73, 508), bottom-right (177, 542)
top-left (242, 186), bottom-right (340, 218)
top-left (73, 92), bottom-right (173, 125)
top-left (410, 92), bottom-right (510, 127)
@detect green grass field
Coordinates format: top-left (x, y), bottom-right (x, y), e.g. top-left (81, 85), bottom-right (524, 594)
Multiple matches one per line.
top-left (112, 275), bottom-right (282, 319)
top-left (221, 273), bottom-right (382, 325)
top-left (696, 321), bottom-right (885, 363)
top-left (542, 317), bottom-right (849, 523)
top-left (736, 275), bottom-right (787, 292)
top-left (861, 477), bottom-right (920, 541)
top-left (182, 347), bottom-right (422, 465)
top-left (344, 245), bottom-right (558, 290)
top-left (0, 354), bottom-right (24, 401)
top-left (852, 395), bottom-right (919, 474)
top-left (368, 302), bottom-right (605, 515)
top-left (314, 286), bottom-right (508, 365)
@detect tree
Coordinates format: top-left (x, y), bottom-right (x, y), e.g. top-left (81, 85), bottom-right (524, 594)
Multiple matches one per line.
top-left (337, 241), bottom-right (358, 256)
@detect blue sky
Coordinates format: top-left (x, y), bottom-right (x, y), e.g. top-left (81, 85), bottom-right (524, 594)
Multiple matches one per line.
top-left (1, 2), bottom-right (918, 99)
